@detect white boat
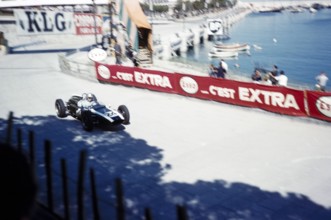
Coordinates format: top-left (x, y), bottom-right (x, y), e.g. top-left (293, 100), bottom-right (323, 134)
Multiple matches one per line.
top-left (253, 44), bottom-right (262, 50)
top-left (257, 7), bottom-right (283, 13)
top-left (213, 43), bottom-right (250, 52)
top-left (309, 7), bottom-right (317, 13)
top-left (208, 48), bottom-right (238, 58)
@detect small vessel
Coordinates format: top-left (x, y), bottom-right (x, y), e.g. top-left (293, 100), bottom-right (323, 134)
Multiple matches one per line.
top-left (253, 44), bottom-right (262, 50)
top-left (309, 7), bottom-right (317, 13)
top-left (257, 7), bottom-right (283, 13)
top-left (213, 43), bottom-right (250, 52)
top-left (208, 48), bottom-right (239, 58)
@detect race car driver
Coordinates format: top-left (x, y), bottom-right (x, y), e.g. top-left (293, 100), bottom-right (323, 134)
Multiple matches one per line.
top-left (76, 93), bottom-right (97, 117)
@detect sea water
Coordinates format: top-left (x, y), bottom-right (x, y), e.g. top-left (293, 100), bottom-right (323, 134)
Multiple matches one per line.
top-left (171, 8), bottom-right (331, 90)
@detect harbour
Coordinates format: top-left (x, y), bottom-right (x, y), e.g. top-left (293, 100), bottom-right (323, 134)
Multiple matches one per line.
top-left (151, 0), bottom-right (331, 90)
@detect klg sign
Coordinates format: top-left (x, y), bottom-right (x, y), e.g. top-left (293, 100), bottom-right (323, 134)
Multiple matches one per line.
top-left (14, 9), bottom-right (74, 35)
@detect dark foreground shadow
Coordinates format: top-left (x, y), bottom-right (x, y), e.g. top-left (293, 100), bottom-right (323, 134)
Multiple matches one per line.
top-left (1, 115), bottom-right (331, 220)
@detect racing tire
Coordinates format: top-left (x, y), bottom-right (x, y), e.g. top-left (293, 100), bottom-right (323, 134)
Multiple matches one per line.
top-left (81, 111), bottom-right (93, 131)
top-left (55, 99), bottom-right (67, 118)
top-left (118, 105), bottom-right (130, 125)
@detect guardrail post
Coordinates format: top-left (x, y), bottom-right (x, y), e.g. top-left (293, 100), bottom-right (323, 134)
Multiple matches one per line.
top-left (77, 150), bottom-right (87, 220)
top-left (5, 111), bottom-right (13, 145)
top-left (90, 168), bottom-right (100, 220)
top-left (61, 158), bottom-right (71, 220)
top-left (176, 205), bottom-right (188, 220)
top-left (144, 207), bottom-right (153, 220)
top-left (115, 178), bottom-right (125, 220)
top-left (28, 130), bottom-right (35, 170)
top-left (16, 128), bottom-right (22, 153)
top-left (44, 139), bottom-right (54, 213)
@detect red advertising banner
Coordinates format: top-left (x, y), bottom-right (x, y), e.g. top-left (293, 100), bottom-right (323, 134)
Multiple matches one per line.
top-left (95, 63), bottom-right (177, 94)
top-left (175, 73), bottom-right (307, 116)
top-left (95, 63), bottom-right (309, 118)
top-left (74, 13), bottom-right (102, 35)
top-left (305, 90), bottom-right (331, 122)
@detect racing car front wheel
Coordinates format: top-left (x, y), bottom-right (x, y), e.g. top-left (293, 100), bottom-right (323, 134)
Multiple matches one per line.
top-left (55, 99), bottom-right (67, 118)
top-left (81, 111), bottom-right (93, 131)
top-left (118, 105), bottom-right (130, 125)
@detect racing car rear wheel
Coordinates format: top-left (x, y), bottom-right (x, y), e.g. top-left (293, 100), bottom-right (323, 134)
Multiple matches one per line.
top-left (55, 99), bottom-right (67, 118)
top-left (81, 111), bottom-right (93, 131)
top-left (118, 105), bottom-right (130, 125)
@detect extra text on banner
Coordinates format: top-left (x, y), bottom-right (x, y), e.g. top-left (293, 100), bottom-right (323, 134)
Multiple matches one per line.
top-left (96, 63), bottom-right (331, 122)
top-left (96, 63), bottom-right (177, 94)
top-left (175, 73), bottom-right (307, 116)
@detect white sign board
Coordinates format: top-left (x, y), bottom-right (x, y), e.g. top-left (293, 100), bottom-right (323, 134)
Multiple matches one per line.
top-left (207, 19), bottom-right (223, 35)
top-left (88, 48), bottom-right (108, 62)
top-left (14, 9), bottom-right (75, 35)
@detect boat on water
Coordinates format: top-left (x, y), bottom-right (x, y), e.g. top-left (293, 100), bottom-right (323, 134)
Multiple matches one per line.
top-left (208, 48), bottom-right (239, 58)
top-left (213, 42), bottom-right (250, 52)
top-left (256, 7), bottom-right (283, 13)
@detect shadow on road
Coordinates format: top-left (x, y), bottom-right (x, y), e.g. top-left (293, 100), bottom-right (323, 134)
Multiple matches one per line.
top-left (1, 114), bottom-right (331, 220)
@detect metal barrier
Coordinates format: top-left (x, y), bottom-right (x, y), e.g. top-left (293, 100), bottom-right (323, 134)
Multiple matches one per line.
top-left (58, 54), bottom-right (97, 82)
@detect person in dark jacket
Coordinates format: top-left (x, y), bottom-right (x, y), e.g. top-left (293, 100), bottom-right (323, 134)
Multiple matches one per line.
top-left (216, 62), bottom-right (226, 78)
top-left (251, 70), bottom-right (262, 82)
top-left (114, 39), bottom-right (122, 65)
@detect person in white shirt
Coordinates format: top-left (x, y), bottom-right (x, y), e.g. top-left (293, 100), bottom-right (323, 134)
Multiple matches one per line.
top-left (275, 70), bottom-right (288, 86)
top-left (221, 59), bottom-right (228, 73)
top-left (269, 70), bottom-right (288, 86)
top-left (315, 71), bottom-right (328, 92)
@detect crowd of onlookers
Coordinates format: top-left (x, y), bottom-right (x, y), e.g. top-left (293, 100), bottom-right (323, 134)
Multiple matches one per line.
top-left (251, 65), bottom-right (288, 86)
top-left (208, 61), bottom-right (329, 91)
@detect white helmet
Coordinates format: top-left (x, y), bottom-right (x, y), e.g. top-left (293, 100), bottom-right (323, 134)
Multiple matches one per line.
top-left (87, 93), bottom-right (94, 102)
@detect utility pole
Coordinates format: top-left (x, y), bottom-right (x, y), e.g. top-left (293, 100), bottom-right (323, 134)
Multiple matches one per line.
top-left (108, 0), bottom-right (115, 48)
top-left (149, 0), bottom-right (153, 29)
top-left (92, 0), bottom-right (98, 47)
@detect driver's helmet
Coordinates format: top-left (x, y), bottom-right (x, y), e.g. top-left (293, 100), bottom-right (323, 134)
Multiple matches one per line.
top-left (87, 93), bottom-right (94, 102)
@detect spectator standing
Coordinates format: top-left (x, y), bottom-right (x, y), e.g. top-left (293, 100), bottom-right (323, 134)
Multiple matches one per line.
top-left (271, 65), bottom-right (279, 77)
top-left (315, 71), bottom-right (328, 92)
top-left (276, 70), bottom-right (288, 86)
top-left (220, 59), bottom-right (228, 73)
top-left (263, 74), bottom-right (272, 85)
top-left (270, 65), bottom-right (279, 85)
top-left (251, 70), bottom-right (262, 83)
top-left (216, 62), bottom-right (226, 79)
top-left (114, 39), bottom-right (122, 65)
top-left (208, 64), bottom-right (217, 77)
top-left (270, 70), bottom-right (288, 86)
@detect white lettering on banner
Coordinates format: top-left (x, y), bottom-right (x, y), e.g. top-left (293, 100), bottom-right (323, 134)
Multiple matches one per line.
top-left (117, 72), bottom-right (134, 82)
top-left (238, 87), bottom-right (300, 110)
top-left (209, 85), bottom-right (235, 99)
top-left (316, 96), bottom-right (331, 118)
top-left (134, 71), bottom-right (172, 89)
top-left (179, 76), bottom-right (198, 94)
top-left (14, 9), bottom-right (74, 35)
